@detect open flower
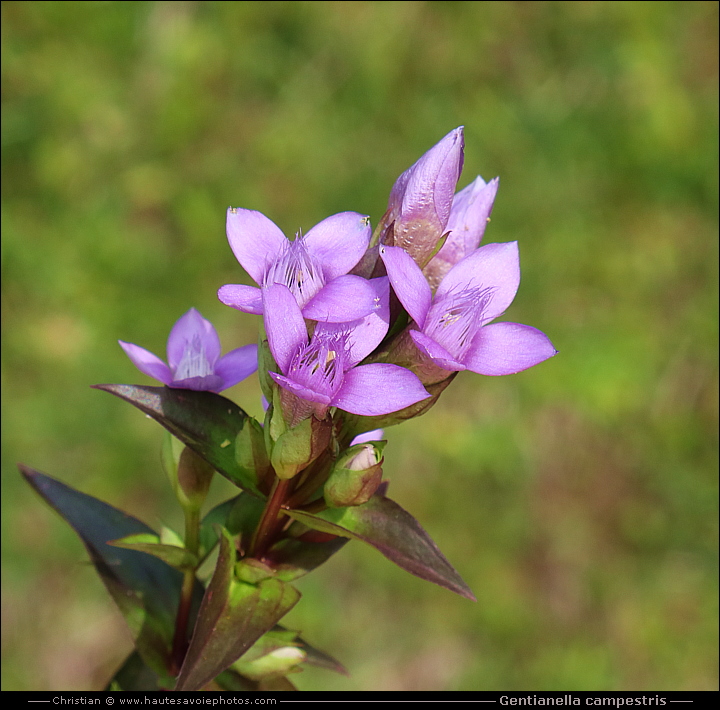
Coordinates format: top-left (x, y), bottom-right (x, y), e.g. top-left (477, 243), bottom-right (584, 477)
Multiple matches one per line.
top-left (380, 243), bottom-right (557, 376)
top-left (384, 127), bottom-right (465, 266)
top-left (218, 208), bottom-right (380, 323)
top-left (423, 175), bottom-right (499, 288)
top-left (119, 308), bottom-right (258, 392)
top-left (263, 281), bottom-right (430, 418)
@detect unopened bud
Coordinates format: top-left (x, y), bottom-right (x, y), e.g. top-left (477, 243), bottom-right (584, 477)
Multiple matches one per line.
top-left (163, 432), bottom-right (214, 511)
top-left (324, 441), bottom-right (385, 508)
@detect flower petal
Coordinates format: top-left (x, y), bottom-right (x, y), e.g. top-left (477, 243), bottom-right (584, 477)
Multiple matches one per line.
top-left (262, 284), bottom-right (308, 373)
top-left (269, 372), bottom-right (332, 406)
top-left (304, 212), bottom-right (372, 281)
top-left (314, 277), bottom-right (390, 366)
top-left (379, 245), bottom-right (432, 328)
top-left (166, 308), bottom-right (221, 370)
top-left (333, 363), bottom-right (430, 416)
top-left (119, 341), bottom-right (173, 385)
top-left (217, 284), bottom-right (264, 315)
top-left (437, 242), bottom-right (520, 323)
top-left (302, 275), bottom-right (380, 323)
top-left (409, 330), bottom-right (466, 371)
top-left (464, 322), bottom-right (558, 376)
top-left (226, 208), bottom-right (288, 284)
top-left (351, 429), bottom-right (385, 445)
top-left (434, 176), bottom-right (499, 266)
top-left (214, 344), bottom-right (259, 389)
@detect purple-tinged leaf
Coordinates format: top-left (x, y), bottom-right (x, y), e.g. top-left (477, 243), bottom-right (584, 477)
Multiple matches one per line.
top-left (19, 465), bottom-right (203, 679)
top-left (174, 530), bottom-right (301, 691)
top-left (93, 384), bottom-right (263, 496)
top-left (285, 495), bottom-right (475, 600)
top-left (264, 533), bottom-right (350, 581)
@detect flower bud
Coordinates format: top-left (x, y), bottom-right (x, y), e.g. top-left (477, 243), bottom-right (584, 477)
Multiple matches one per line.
top-left (162, 432), bottom-right (214, 511)
top-left (324, 441), bottom-right (385, 508)
top-left (384, 127), bottom-right (465, 267)
top-left (423, 176), bottom-right (499, 289)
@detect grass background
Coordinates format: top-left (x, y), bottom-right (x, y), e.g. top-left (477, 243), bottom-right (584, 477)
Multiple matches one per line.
top-left (2, 0), bottom-right (717, 692)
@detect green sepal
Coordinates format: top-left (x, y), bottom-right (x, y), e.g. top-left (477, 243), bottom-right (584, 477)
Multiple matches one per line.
top-left (174, 529), bottom-right (301, 691)
top-left (235, 416), bottom-right (271, 496)
top-left (257, 336), bottom-right (278, 404)
top-left (109, 533), bottom-right (199, 572)
top-left (19, 465), bottom-right (204, 679)
top-left (285, 494), bottom-right (476, 601)
top-left (270, 416), bottom-right (313, 479)
top-left (93, 384), bottom-right (254, 492)
top-left (235, 558), bottom-right (276, 584)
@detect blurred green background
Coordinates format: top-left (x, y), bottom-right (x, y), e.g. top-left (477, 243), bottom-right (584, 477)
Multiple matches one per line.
top-left (2, 0), bottom-right (717, 692)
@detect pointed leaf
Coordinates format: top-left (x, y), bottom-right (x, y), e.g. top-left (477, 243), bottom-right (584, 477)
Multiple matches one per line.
top-left (109, 534), bottom-right (199, 572)
top-left (175, 530), bottom-right (301, 691)
top-left (285, 495), bottom-right (475, 600)
top-left (93, 384), bottom-right (259, 494)
top-left (19, 465), bottom-right (204, 676)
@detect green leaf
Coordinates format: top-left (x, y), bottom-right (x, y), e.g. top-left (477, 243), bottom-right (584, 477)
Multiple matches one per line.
top-left (175, 529), bottom-right (301, 691)
top-left (109, 533), bottom-right (199, 572)
top-left (285, 495), bottom-right (476, 600)
top-left (93, 384), bottom-right (259, 493)
top-left (19, 465), bottom-right (204, 678)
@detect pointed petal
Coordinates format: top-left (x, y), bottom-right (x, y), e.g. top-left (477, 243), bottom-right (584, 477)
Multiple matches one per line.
top-left (119, 341), bottom-right (173, 385)
top-left (441, 176), bottom-right (499, 258)
top-left (217, 284), bottom-right (264, 315)
top-left (437, 242), bottom-right (520, 322)
top-left (350, 429), bottom-right (385, 445)
top-left (215, 344), bottom-right (259, 390)
top-left (379, 245), bottom-right (432, 328)
top-left (304, 212), bottom-right (372, 280)
top-left (465, 322), bottom-right (558, 376)
top-left (313, 277), bottom-right (390, 366)
top-left (166, 308), bottom-right (221, 369)
top-left (262, 284), bottom-right (307, 373)
top-left (269, 372), bottom-right (332, 406)
top-left (226, 208), bottom-right (288, 284)
top-left (409, 330), bottom-right (466, 371)
top-left (333, 364), bottom-right (430, 416)
top-left (389, 127), bottom-right (465, 230)
top-left (302, 275), bottom-right (379, 323)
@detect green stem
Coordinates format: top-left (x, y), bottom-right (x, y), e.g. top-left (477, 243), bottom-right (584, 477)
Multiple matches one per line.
top-left (169, 506), bottom-right (201, 676)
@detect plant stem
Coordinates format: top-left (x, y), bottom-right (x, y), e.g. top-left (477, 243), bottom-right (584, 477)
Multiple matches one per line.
top-left (169, 506), bottom-right (201, 676)
top-left (249, 477), bottom-right (292, 559)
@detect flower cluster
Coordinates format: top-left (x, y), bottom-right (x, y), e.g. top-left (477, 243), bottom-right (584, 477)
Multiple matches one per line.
top-left (26, 127), bottom-right (558, 692)
top-left (121, 126), bottom-right (556, 430)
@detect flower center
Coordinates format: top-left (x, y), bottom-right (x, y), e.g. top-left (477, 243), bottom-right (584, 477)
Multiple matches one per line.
top-left (265, 235), bottom-right (325, 307)
top-left (288, 330), bottom-right (350, 400)
top-left (424, 286), bottom-right (494, 360)
top-left (173, 334), bottom-right (215, 381)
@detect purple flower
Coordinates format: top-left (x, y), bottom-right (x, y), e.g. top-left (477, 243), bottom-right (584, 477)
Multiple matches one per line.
top-left (218, 208), bottom-right (380, 323)
top-left (385, 127), bottom-right (465, 265)
top-left (119, 308), bottom-right (258, 392)
top-left (424, 176), bottom-right (499, 288)
top-left (380, 243), bottom-right (557, 376)
top-left (262, 281), bottom-right (430, 418)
